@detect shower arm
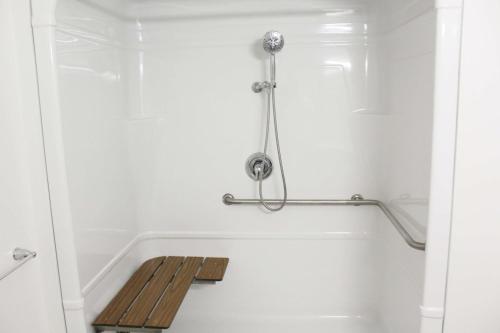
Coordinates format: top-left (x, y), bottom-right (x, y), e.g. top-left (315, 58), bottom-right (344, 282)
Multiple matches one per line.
top-left (222, 193), bottom-right (426, 251)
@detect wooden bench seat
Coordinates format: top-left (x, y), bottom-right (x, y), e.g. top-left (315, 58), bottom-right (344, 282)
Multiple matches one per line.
top-left (93, 256), bottom-right (229, 333)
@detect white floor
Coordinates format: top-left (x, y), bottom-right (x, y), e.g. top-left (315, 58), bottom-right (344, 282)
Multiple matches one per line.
top-left (168, 313), bottom-right (385, 333)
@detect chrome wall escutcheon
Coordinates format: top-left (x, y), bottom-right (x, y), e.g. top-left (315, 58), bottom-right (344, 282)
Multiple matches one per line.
top-left (0, 248), bottom-right (37, 281)
top-left (13, 248), bottom-right (37, 261)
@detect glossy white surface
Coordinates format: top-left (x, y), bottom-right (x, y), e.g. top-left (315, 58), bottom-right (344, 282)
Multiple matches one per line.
top-left (33, 25), bottom-right (88, 333)
top-left (368, 4), bottom-right (435, 332)
top-left (372, 3), bottom-right (435, 235)
top-left (124, 8), bottom-right (375, 231)
top-left (30, 0), bottom-right (459, 332)
top-left (0, 0), bottom-right (66, 332)
top-left (84, 233), bottom-right (383, 333)
top-left (373, 0), bottom-right (434, 32)
top-left (145, 236), bottom-right (380, 333)
top-left (43, 0), bottom-right (135, 292)
top-left (376, 213), bottom-right (426, 333)
top-left (56, 25), bottom-right (136, 288)
top-left (76, 0), bottom-right (370, 21)
top-left (53, 3), bottom-right (385, 331)
top-left (444, 1), bottom-right (500, 332)
top-left (420, 4), bottom-right (462, 333)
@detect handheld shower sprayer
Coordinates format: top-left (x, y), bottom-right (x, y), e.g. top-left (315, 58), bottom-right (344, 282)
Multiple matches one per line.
top-left (250, 31), bottom-right (288, 212)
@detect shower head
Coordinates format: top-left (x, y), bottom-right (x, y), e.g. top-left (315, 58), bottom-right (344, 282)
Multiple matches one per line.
top-left (263, 31), bottom-right (284, 54)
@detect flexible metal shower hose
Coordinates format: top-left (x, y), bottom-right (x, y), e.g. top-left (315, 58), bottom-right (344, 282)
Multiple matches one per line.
top-left (257, 54), bottom-right (288, 211)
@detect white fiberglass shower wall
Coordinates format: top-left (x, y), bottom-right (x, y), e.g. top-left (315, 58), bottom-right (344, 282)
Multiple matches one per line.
top-left (30, 0), bottom-right (462, 332)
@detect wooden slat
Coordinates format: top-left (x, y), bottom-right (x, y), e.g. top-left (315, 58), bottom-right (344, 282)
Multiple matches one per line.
top-left (196, 257), bottom-right (229, 281)
top-left (93, 257), bottom-right (165, 326)
top-left (119, 256), bottom-right (184, 327)
top-left (145, 257), bottom-right (204, 329)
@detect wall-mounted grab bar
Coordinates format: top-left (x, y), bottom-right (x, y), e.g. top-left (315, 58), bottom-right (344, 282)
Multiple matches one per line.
top-left (222, 193), bottom-right (426, 251)
top-left (0, 248), bottom-right (37, 282)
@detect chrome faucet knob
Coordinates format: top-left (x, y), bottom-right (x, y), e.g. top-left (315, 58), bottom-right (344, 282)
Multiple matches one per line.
top-left (246, 153), bottom-right (273, 180)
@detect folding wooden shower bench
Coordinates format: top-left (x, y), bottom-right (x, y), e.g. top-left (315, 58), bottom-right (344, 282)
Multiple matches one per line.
top-left (93, 256), bottom-right (229, 333)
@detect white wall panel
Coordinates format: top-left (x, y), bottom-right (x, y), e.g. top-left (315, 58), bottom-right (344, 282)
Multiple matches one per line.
top-left (47, 0), bottom-right (445, 332)
top-left (0, 0), bottom-right (66, 332)
top-left (55, 1), bottom-right (138, 288)
top-left (444, 1), bottom-right (500, 332)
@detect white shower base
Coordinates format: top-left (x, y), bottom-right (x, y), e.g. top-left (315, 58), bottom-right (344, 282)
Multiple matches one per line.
top-left (168, 313), bottom-right (383, 333)
top-left (85, 233), bottom-right (385, 333)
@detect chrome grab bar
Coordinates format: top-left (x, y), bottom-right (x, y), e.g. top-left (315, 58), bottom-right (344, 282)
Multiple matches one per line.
top-left (222, 193), bottom-right (426, 251)
top-left (0, 248), bottom-right (37, 281)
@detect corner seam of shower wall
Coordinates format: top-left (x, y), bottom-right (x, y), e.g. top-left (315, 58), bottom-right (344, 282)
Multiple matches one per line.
top-left (30, 0), bottom-right (87, 332)
top-left (420, 2), bottom-right (463, 333)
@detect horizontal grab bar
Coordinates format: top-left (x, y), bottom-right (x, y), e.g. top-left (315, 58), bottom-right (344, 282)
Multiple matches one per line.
top-left (222, 193), bottom-right (426, 251)
top-left (0, 248), bottom-right (37, 282)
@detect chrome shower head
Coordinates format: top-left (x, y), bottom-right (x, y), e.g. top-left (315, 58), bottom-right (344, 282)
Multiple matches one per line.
top-left (263, 31), bottom-right (284, 54)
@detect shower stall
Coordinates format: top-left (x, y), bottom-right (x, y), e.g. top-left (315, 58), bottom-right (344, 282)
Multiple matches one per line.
top-left (28, 0), bottom-right (462, 332)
